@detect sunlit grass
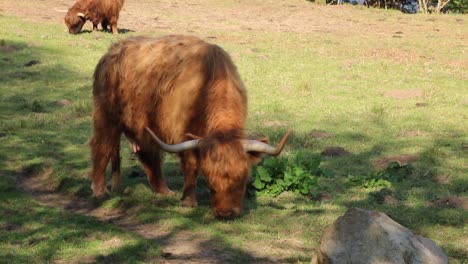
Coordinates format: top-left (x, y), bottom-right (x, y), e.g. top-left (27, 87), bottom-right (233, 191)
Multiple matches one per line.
top-left (0, 7), bottom-right (467, 263)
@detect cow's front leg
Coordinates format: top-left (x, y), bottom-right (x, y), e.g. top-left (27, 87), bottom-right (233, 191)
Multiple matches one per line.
top-left (138, 149), bottom-right (174, 195)
top-left (180, 151), bottom-right (198, 207)
top-left (92, 23), bottom-right (98, 31)
top-left (101, 20), bottom-right (109, 32)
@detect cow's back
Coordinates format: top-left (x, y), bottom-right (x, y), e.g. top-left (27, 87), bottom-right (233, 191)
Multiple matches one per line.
top-left (100, 0), bottom-right (124, 18)
top-left (88, 0), bottom-right (124, 22)
top-left (93, 35), bottom-right (247, 147)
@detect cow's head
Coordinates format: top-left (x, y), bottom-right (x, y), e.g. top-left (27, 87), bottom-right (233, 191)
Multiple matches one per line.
top-left (146, 127), bottom-right (291, 219)
top-left (64, 10), bottom-right (86, 34)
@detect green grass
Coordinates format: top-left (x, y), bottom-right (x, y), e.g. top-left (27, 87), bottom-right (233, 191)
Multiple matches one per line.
top-left (0, 174), bottom-right (159, 263)
top-left (0, 7), bottom-right (467, 263)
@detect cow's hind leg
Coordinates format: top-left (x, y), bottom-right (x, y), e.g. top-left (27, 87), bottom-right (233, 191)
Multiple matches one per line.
top-left (110, 140), bottom-right (121, 193)
top-left (180, 151), bottom-right (198, 207)
top-left (90, 111), bottom-right (121, 198)
top-left (110, 18), bottom-right (118, 34)
top-left (138, 150), bottom-right (173, 195)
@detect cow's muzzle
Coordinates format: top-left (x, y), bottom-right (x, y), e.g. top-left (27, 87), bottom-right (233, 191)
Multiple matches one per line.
top-left (213, 206), bottom-right (242, 219)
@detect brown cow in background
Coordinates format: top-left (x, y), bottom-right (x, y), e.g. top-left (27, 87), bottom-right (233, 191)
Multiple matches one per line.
top-left (64, 0), bottom-right (124, 34)
top-left (91, 35), bottom-right (291, 218)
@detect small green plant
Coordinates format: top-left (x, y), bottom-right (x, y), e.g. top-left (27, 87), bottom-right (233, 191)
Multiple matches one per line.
top-left (347, 161), bottom-right (414, 189)
top-left (251, 151), bottom-right (329, 197)
top-left (364, 178), bottom-right (392, 188)
top-left (379, 161), bottom-right (414, 182)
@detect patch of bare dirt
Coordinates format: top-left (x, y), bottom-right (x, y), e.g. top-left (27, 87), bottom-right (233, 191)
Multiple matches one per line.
top-left (364, 48), bottom-right (421, 63)
top-left (0, 0), bottom-right (465, 41)
top-left (321, 146), bottom-right (351, 157)
top-left (312, 191), bottom-right (333, 202)
top-left (15, 171), bottom-right (293, 263)
top-left (384, 89), bottom-right (424, 99)
top-left (372, 154), bottom-right (419, 169)
top-left (429, 196), bottom-right (468, 210)
top-left (100, 236), bottom-right (125, 251)
top-left (0, 41), bottom-right (21, 53)
top-left (308, 130), bottom-right (333, 139)
top-left (398, 130), bottom-right (427, 137)
top-left (415, 102), bottom-right (429, 107)
top-left (382, 195), bottom-right (400, 206)
top-left (433, 174), bottom-right (451, 185)
top-left (58, 99), bottom-right (73, 107)
top-left (255, 240), bottom-right (308, 261)
top-left (263, 120), bottom-right (287, 128)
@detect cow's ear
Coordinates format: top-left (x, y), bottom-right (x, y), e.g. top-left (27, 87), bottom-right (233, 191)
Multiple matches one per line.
top-left (247, 137), bottom-right (269, 165)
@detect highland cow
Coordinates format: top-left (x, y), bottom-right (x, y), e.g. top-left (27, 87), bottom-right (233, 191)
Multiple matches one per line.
top-left (64, 0), bottom-right (124, 34)
top-left (90, 35), bottom-right (291, 218)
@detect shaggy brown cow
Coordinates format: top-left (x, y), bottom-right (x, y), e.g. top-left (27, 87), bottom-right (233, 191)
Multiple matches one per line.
top-left (91, 35), bottom-right (291, 218)
top-left (64, 0), bottom-right (124, 34)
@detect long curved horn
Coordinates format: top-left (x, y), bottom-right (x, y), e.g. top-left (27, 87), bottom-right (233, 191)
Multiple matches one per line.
top-left (243, 129), bottom-right (292, 156)
top-left (77, 12), bottom-right (85, 17)
top-left (54, 8), bottom-right (68, 12)
top-left (145, 127), bottom-right (200, 153)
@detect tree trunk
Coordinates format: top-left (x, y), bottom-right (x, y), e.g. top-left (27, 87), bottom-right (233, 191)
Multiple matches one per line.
top-left (417, 0), bottom-right (424, 13)
top-left (421, 0), bottom-right (428, 13)
top-left (435, 0), bottom-right (451, 13)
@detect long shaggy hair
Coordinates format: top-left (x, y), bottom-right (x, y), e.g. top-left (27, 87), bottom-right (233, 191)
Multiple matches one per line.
top-left (64, 0), bottom-right (124, 34)
top-left (91, 35), bottom-right (253, 218)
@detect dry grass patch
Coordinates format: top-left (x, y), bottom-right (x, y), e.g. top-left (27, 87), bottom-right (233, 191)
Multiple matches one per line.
top-left (384, 89), bottom-right (425, 99)
top-left (372, 154), bottom-right (420, 169)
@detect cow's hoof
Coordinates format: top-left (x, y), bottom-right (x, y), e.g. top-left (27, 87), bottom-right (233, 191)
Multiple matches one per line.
top-left (181, 198), bottom-right (198, 208)
top-left (91, 191), bottom-right (109, 207)
top-left (91, 184), bottom-right (110, 199)
top-left (92, 191), bottom-right (109, 200)
top-left (157, 188), bottom-right (175, 196)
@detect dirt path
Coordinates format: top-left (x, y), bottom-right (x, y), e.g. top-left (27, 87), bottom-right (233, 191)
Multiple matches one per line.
top-left (1, 0), bottom-right (462, 39)
top-left (16, 172), bottom-right (287, 263)
top-left (3, 1), bottom-right (466, 262)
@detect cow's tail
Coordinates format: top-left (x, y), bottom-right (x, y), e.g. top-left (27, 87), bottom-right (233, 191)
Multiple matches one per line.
top-left (95, 41), bottom-right (125, 89)
top-left (93, 41), bottom-right (124, 114)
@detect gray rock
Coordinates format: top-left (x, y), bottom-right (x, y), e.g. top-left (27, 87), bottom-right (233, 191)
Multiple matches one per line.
top-left (312, 208), bottom-right (448, 264)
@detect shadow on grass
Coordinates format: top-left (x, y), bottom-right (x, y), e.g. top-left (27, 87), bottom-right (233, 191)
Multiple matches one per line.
top-left (0, 39), bottom-right (313, 262)
top-left (242, 117), bottom-right (466, 260)
top-left (0, 39), bottom-right (89, 172)
top-left (77, 28), bottom-right (134, 35)
top-left (1, 38), bottom-right (466, 262)
top-left (0, 172), bottom-right (158, 263)
top-left (0, 38), bottom-right (85, 98)
top-left (0, 39), bottom-right (279, 262)
top-left (279, 122), bottom-right (467, 261)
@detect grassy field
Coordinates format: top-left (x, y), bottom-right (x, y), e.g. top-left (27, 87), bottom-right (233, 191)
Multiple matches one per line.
top-left (0, 1), bottom-right (467, 263)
